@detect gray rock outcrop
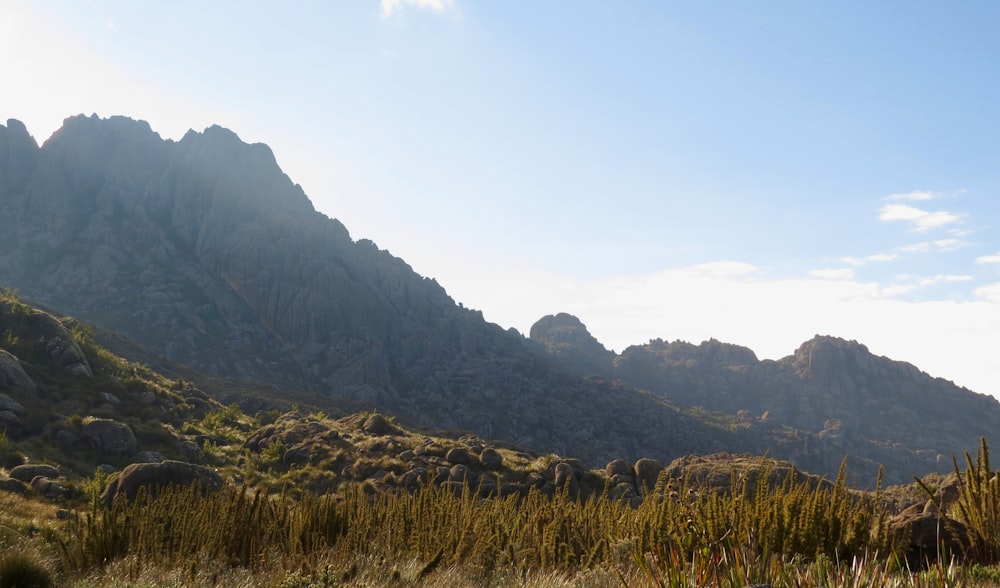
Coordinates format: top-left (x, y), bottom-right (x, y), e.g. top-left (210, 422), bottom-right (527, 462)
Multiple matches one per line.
top-left (9, 463), bottom-right (59, 483)
top-left (0, 393), bottom-right (26, 414)
top-left (0, 350), bottom-right (36, 394)
top-left (100, 460), bottom-right (223, 504)
top-left (80, 419), bottom-right (137, 456)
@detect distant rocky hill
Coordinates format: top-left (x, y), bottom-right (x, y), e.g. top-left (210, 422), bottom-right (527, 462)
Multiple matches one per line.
top-left (1, 115), bottom-right (996, 485)
top-left (530, 313), bottom-right (1000, 484)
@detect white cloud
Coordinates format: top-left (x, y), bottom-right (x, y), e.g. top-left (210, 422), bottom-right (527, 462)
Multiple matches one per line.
top-left (842, 253), bottom-right (898, 267)
top-left (897, 239), bottom-right (962, 253)
top-left (878, 284), bottom-right (917, 297)
top-left (878, 204), bottom-right (961, 232)
top-left (684, 261), bottom-right (757, 278)
top-left (974, 283), bottom-right (1000, 304)
top-left (976, 252), bottom-right (1000, 264)
top-left (917, 274), bottom-right (973, 287)
top-left (808, 268), bottom-right (855, 280)
top-left (887, 191), bottom-right (935, 202)
top-left (381, 0), bottom-right (454, 17)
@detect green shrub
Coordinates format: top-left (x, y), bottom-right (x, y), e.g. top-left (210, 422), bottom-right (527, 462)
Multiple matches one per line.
top-left (952, 438), bottom-right (1000, 564)
top-left (0, 549), bottom-right (55, 588)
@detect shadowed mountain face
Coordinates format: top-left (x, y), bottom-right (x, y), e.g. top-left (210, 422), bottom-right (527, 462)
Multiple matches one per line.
top-left (0, 115), bottom-right (742, 470)
top-left (2, 115), bottom-right (995, 485)
top-left (0, 115), bottom-right (479, 395)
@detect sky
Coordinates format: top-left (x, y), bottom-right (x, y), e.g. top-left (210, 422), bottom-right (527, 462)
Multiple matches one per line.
top-left (3, 1), bottom-right (1000, 397)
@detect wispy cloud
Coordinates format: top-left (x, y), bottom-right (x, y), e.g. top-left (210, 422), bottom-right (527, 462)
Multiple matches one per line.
top-left (916, 274), bottom-right (974, 286)
top-left (886, 190), bottom-right (935, 202)
top-left (976, 252), bottom-right (1000, 264)
top-left (897, 239), bottom-right (963, 253)
top-left (871, 274), bottom-right (973, 299)
top-left (685, 261), bottom-right (757, 278)
top-left (842, 253), bottom-right (898, 267)
top-left (381, 0), bottom-right (454, 17)
top-left (808, 268), bottom-right (855, 280)
top-left (878, 283), bottom-right (917, 297)
top-left (878, 203), bottom-right (962, 232)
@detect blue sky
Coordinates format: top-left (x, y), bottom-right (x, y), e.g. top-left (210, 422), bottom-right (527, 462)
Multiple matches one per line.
top-left (3, 1), bottom-right (1000, 397)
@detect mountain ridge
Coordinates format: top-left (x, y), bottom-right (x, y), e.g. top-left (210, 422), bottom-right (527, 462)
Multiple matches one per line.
top-left (1, 114), bottom-right (996, 484)
top-left (530, 312), bottom-right (999, 482)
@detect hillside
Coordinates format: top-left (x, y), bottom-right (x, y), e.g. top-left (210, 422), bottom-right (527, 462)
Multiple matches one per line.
top-left (1, 115), bottom-right (997, 484)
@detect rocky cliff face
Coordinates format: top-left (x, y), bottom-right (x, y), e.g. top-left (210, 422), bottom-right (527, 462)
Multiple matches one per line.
top-left (0, 116), bottom-right (742, 471)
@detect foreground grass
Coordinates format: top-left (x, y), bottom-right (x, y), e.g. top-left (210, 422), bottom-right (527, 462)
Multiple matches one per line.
top-left (60, 465), bottom-right (886, 579)
top-left (4, 441), bottom-right (1000, 586)
top-left (10, 545), bottom-right (1000, 587)
top-left (42, 466), bottom-right (988, 586)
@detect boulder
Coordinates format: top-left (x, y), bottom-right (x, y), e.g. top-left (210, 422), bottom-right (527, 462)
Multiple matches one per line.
top-left (605, 459), bottom-right (634, 478)
top-left (0, 351), bottom-right (36, 394)
top-left (80, 418), bottom-right (137, 456)
top-left (445, 447), bottom-right (475, 466)
top-left (0, 477), bottom-right (27, 494)
top-left (135, 451), bottom-right (164, 463)
top-left (609, 482), bottom-right (637, 501)
top-left (362, 413), bottom-right (398, 436)
top-left (449, 464), bottom-right (472, 483)
top-left (282, 442), bottom-right (313, 465)
top-left (888, 510), bottom-right (969, 566)
top-left (634, 458), bottom-right (665, 494)
top-left (0, 411), bottom-right (22, 428)
top-left (0, 393), bottom-right (27, 414)
top-left (479, 447), bottom-right (503, 470)
top-left (9, 463), bottom-right (59, 483)
top-left (31, 475), bottom-right (68, 498)
top-left (100, 460), bottom-right (222, 504)
top-left (0, 304), bottom-right (93, 378)
top-left (554, 462), bottom-right (575, 489)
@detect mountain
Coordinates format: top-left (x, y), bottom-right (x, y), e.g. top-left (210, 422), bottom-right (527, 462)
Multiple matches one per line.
top-left (0, 115), bottom-right (744, 472)
top-left (1, 114), bottom-right (995, 485)
top-left (530, 314), bottom-right (1000, 483)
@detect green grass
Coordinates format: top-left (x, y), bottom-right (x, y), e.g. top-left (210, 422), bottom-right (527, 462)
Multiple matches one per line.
top-left (0, 443), bottom-right (997, 586)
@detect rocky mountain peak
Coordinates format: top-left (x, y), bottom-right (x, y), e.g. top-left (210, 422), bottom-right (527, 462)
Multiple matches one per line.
top-left (530, 313), bottom-right (605, 351)
top-left (529, 313), bottom-right (615, 378)
top-left (0, 119), bottom-right (40, 195)
top-left (174, 122), bottom-right (314, 217)
top-left (2, 118), bottom-right (35, 143)
top-left (47, 113), bottom-right (159, 148)
top-left (789, 335), bottom-right (876, 379)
